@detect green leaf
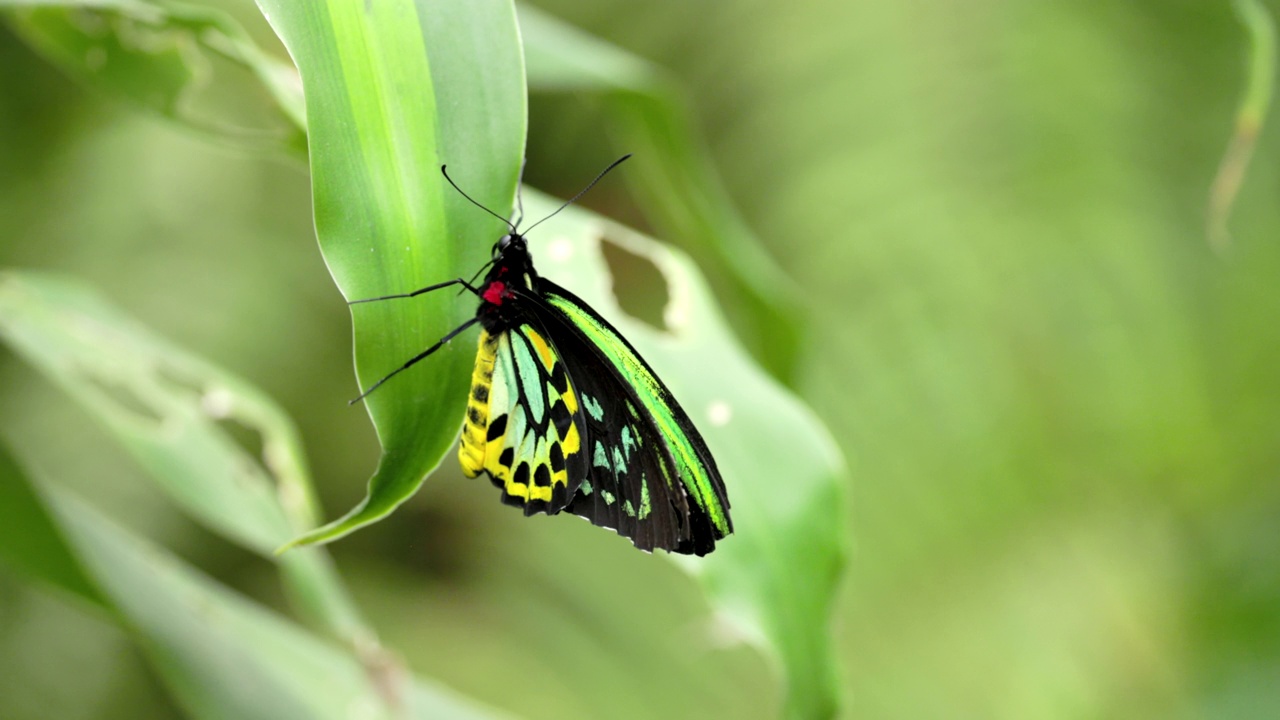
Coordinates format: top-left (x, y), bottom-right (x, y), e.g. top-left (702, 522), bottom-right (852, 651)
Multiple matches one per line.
top-left (0, 443), bottom-right (102, 607)
top-left (0, 445), bottom-right (509, 720)
top-left (519, 5), bottom-right (806, 380)
top-left (0, 270), bottom-right (361, 641)
top-left (514, 191), bottom-right (848, 719)
top-left (258, 0), bottom-right (526, 549)
top-left (3, 0), bottom-right (307, 159)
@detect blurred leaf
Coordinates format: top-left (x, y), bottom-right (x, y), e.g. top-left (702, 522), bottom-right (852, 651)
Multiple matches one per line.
top-left (0, 270), bottom-right (361, 640)
top-left (0, 442), bottom-right (101, 607)
top-left (519, 4), bottom-right (805, 381)
top-left (514, 191), bottom-right (848, 719)
top-left (2, 0), bottom-right (306, 159)
top-left (259, 0), bottom-right (526, 549)
top-left (1208, 0), bottom-right (1275, 251)
top-left (0, 446), bottom-right (510, 720)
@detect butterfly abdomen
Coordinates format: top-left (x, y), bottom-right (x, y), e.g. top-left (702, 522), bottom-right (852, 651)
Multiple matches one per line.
top-left (459, 330), bottom-right (500, 477)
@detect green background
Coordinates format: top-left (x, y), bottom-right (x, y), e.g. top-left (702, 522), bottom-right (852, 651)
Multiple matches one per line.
top-left (2, 1), bottom-right (1279, 718)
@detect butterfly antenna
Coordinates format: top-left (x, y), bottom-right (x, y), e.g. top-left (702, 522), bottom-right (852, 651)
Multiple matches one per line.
top-left (441, 165), bottom-right (517, 233)
top-left (521, 154), bottom-right (632, 236)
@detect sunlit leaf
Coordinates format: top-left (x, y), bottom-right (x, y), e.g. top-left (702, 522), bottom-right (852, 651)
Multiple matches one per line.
top-left (258, 0), bottom-right (526, 549)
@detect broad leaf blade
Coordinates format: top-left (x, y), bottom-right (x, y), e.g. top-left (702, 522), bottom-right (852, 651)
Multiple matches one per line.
top-left (518, 192), bottom-right (848, 719)
top-left (258, 0), bottom-right (526, 548)
top-left (0, 270), bottom-right (361, 640)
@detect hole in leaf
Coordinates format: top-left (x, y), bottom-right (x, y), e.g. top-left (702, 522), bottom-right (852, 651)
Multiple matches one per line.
top-left (153, 364), bottom-right (269, 473)
top-left (213, 416), bottom-right (266, 467)
top-left (600, 235), bottom-right (669, 333)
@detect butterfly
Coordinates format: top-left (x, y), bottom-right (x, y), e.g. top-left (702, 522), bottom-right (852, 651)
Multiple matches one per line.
top-left (350, 156), bottom-right (732, 556)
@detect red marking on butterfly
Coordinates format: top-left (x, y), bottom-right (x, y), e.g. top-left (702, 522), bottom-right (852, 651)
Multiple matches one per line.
top-left (482, 281), bottom-right (509, 306)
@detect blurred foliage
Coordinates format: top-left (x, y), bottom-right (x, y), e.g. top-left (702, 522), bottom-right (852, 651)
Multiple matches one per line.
top-left (4, 0), bottom-right (1280, 719)
top-left (0, 441), bottom-right (511, 720)
top-left (0, 0), bottom-right (843, 719)
top-left (6, 0), bottom-right (305, 158)
top-left (1209, 0), bottom-right (1274, 251)
top-left (519, 4), bottom-right (807, 380)
top-left (0, 270), bottom-right (363, 641)
top-left (520, 0), bottom-right (1280, 717)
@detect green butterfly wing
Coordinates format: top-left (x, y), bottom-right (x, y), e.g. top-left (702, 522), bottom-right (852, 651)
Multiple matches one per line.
top-left (532, 279), bottom-right (733, 556)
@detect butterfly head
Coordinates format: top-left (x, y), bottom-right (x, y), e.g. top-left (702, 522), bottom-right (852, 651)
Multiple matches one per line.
top-left (494, 231), bottom-right (527, 258)
top-left (480, 230), bottom-right (536, 312)
top-left (491, 231), bottom-right (532, 276)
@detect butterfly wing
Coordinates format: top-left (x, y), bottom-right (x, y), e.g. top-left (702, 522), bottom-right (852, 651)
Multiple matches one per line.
top-left (528, 279), bottom-right (733, 556)
top-left (458, 323), bottom-right (588, 515)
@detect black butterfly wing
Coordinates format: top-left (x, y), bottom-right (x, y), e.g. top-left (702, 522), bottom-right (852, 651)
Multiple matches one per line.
top-left (523, 279), bottom-right (732, 556)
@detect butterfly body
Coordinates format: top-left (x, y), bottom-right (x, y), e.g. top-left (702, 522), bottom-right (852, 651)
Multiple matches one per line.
top-left (458, 233), bottom-right (582, 515)
top-left (358, 159), bottom-right (732, 555)
top-left (452, 231), bottom-right (731, 555)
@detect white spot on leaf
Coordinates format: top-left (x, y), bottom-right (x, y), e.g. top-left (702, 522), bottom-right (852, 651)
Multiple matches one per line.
top-left (707, 400), bottom-right (732, 426)
top-left (201, 387), bottom-right (234, 418)
top-left (547, 236), bottom-right (574, 263)
top-left (665, 303), bottom-right (688, 330)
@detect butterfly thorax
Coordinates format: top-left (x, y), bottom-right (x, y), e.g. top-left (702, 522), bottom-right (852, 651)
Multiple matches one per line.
top-left (476, 233), bottom-right (538, 333)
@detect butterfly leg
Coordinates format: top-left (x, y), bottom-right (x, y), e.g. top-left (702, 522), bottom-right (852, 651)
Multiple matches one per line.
top-left (348, 277), bottom-right (481, 305)
top-left (349, 316), bottom-right (481, 404)
top-left (459, 260), bottom-right (496, 297)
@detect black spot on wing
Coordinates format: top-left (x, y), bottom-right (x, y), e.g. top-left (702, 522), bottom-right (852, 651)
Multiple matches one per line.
top-left (550, 482), bottom-right (568, 511)
top-left (533, 464), bottom-right (551, 488)
top-left (487, 414), bottom-right (508, 442)
top-left (550, 399), bottom-right (572, 434)
top-left (549, 362), bottom-right (569, 393)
